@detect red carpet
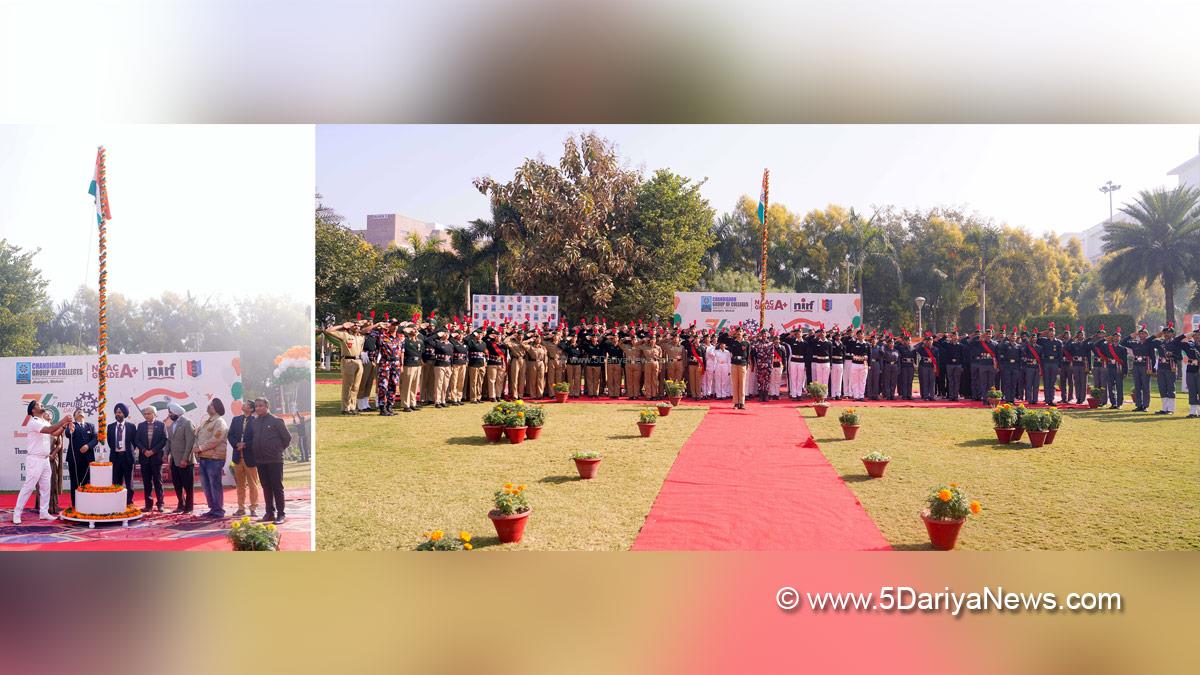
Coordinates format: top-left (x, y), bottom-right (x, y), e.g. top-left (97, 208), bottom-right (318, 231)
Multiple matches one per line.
top-left (633, 405), bottom-right (890, 551)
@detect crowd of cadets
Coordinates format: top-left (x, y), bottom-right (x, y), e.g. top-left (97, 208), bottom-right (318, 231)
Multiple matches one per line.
top-left (322, 317), bottom-right (1200, 418)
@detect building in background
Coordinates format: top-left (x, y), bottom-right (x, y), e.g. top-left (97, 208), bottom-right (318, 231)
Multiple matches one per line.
top-left (351, 213), bottom-right (447, 250)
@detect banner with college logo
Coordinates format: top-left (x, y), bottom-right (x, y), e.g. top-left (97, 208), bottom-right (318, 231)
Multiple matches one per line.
top-left (471, 294), bottom-right (559, 329)
top-left (1, 351), bottom-right (242, 490)
top-left (673, 292), bottom-right (863, 333)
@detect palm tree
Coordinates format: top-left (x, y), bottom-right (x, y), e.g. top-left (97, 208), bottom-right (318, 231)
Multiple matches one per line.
top-left (469, 218), bottom-right (508, 295)
top-left (961, 222), bottom-right (1032, 328)
top-left (1100, 186), bottom-right (1200, 327)
top-left (829, 209), bottom-right (901, 307)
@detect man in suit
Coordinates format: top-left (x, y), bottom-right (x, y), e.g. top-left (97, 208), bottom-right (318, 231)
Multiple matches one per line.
top-left (164, 402), bottom-right (196, 513)
top-left (134, 406), bottom-right (167, 511)
top-left (249, 397), bottom-right (292, 524)
top-left (228, 399), bottom-right (259, 517)
top-left (64, 409), bottom-right (99, 508)
top-left (107, 403), bottom-right (138, 505)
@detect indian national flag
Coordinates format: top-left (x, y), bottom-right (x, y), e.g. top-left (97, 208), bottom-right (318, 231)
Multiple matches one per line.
top-left (88, 146), bottom-right (112, 227)
top-left (757, 168), bottom-right (769, 224)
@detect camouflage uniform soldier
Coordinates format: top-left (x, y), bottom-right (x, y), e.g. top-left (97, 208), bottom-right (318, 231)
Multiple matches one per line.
top-left (374, 322), bottom-right (402, 416)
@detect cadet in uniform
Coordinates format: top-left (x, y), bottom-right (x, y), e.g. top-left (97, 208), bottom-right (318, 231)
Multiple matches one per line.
top-left (664, 332), bottom-right (685, 390)
top-left (604, 332), bottom-right (625, 397)
top-left (1065, 328), bottom-right (1090, 404)
top-left (942, 332), bottom-right (964, 401)
top-left (1122, 327), bottom-right (1154, 412)
top-left (880, 336), bottom-right (900, 400)
top-left (372, 321), bottom-right (401, 416)
top-left (621, 331), bottom-right (642, 399)
top-left (1103, 330), bottom-right (1127, 408)
top-left (641, 334), bottom-right (663, 400)
top-left (504, 329), bottom-right (528, 401)
top-left (484, 328), bottom-right (507, 402)
top-left (916, 334), bottom-right (938, 401)
top-left (895, 335), bottom-right (916, 400)
top-left (545, 331), bottom-right (565, 392)
top-left (1150, 326), bottom-right (1180, 415)
top-left (808, 329), bottom-right (831, 396)
top-left (1176, 329), bottom-right (1200, 417)
top-left (323, 321), bottom-right (365, 415)
top-left (466, 328), bottom-right (487, 403)
top-left (683, 328), bottom-right (704, 399)
top-left (526, 332), bottom-right (548, 399)
top-left (431, 329), bottom-right (454, 408)
top-left (1037, 325), bottom-right (1064, 405)
top-left (846, 330), bottom-right (869, 401)
top-left (450, 330), bottom-right (469, 405)
top-left (727, 328), bottom-right (750, 409)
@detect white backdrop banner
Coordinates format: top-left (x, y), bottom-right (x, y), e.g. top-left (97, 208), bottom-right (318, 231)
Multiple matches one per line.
top-left (2, 351), bottom-right (243, 490)
top-left (471, 294), bottom-right (559, 328)
top-left (673, 292), bottom-right (863, 332)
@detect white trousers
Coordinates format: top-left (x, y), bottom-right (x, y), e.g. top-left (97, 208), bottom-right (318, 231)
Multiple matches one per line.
top-left (829, 363), bottom-right (844, 397)
top-left (702, 365), bottom-right (716, 397)
top-left (747, 368), bottom-right (758, 395)
top-left (811, 363), bottom-right (830, 395)
top-left (788, 362), bottom-right (806, 398)
top-left (14, 455), bottom-right (52, 519)
top-left (847, 362), bottom-right (867, 399)
top-left (717, 365), bottom-right (732, 397)
top-left (770, 366), bottom-right (783, 396)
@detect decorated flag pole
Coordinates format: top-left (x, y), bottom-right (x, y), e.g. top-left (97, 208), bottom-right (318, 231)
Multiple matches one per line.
top-left (91, 146), bottom-right (112, 443)
top-left (757, 168), bottom-right (770, 328)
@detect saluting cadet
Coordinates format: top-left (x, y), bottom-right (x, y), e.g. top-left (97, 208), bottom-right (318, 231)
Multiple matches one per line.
top-left (641, 334), bottom-right (663, 400)
top-left (526, 332), bottom-right (548, 399)
top-left (431, 329), bottom-right (455, 408)
top-left (420, 323), bottom-right (439, 406)
top-left (1065, 328), bottom-right (1091, 404)
top-left (1036, 325), bottom-right (1064, 405)
top-left (996, 330), bottom-right (1018, 403)
top-left (942, 332), bottom-right (964, 402)
top-left (683, 327), bottom-right (705, 399)
top-left (664, 332), bottom-right (685, 387)
top-left (880, 336), bottom-right (899, 399)
top-left (916, 333), bottom-right (938, 401)
top-left (544, 330), bottom-right (565, 393)
top-left (808, 329), bottom-right (831, 396)
top-left (828, 330), bottom-right (845, 400)
top-left (484, 327), bottom-right (507, 402)
top-left (358, 321), bottom-right (378, 413)
top-left (466, 328), bottom-right (488, 403)
top-left (621, 331), bottom-right (642, 399)
top-left (845, 330), bottom-right (869, 401)
top-left (702, 335), bottom-right (719, 398)
top-left (605, 332), bottom-right (625, 398)
top-left (865, 333), bottom-right (883, 400)
top-left (1104, 330), bottom-right (1127, 408)
top-left (970, 327), bottom-right (998, 400)
top-left (450, 330), bottom-right (469, 405)
top-left (783, 328), bottom-right (807, 400)
top-left (727, 328), bottom-right (750, 409)
top-left (895, 335), bottom-right (916, 400)
top-left (770, 334), bottom-right (788, 399)
top-left (1122, 326), bottom-right (1155, 412)
top-left (1018, 331), bottom-right (1041, 404)
top-left (1176, 329), bottom-right (1200, 417)
top-left (323, 321), bottom-right (366, 415)
top-left (373, 321), bottom-right (401, 415)
top-left (1150, 326), bottom-right (1181, 415)
top-left (504, 329), bottom-right (528, 401)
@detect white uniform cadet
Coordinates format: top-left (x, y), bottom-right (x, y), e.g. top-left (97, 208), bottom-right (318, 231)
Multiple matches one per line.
top-left (12, 416), bottom-right (56, 523)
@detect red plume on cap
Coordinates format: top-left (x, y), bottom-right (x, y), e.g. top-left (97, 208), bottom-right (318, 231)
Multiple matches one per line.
top-left (1116, 326), bottom-right (1122, 333)
top-left (383, 311), bottom-right (389, 320)
top-left (1099, 323), bottom-right (1105, 330)
top-left (483, 319), bottom-right (490, 327)
top-left (1168, 321), bottom-right (1174, 328)
top-left (412, 312), bottom-right (420, 322)
top-left (924, 330), bottom-right (932, 337)
top-left (429, 310), bottom-right (436, 319)
top-left (1049, 321), bottom-right (1055, 328)
top-left (989, 324), bottom-right (994, 331)
top-left (356, 312), bottom-right (361, 320)
top-left (1078, 324), bottom-right (1084, 331)
top-left (976, 323), bottom-right (981, 330)
top-left (1002, 324), bottom-right (1007, 331)
top-left (369, 310), bottom-right (375, 319)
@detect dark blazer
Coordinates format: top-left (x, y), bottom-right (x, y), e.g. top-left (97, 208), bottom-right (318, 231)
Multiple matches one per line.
top-left (248, 414), bottom-right (292, 464)
top-left (134, 420), bottom-right (168, 462)
top-left (107, 420), bottom-right (138, 456)
top-left (66, 421), bottom-right (98, 463)
top-left (228, 415), bottom-right (255, 466)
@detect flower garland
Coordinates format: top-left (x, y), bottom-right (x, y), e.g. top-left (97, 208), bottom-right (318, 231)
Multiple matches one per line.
top-left (62, 505), bottom-right (141, 520)
top-left (78, 484), bottom-right (124, 493)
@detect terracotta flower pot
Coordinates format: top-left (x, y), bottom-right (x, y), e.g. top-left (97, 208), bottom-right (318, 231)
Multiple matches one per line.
top-left (525, 425), bottom-right (542, 440)
top-left (1045, 428), bottom-right (1057, 444)
top-left (1011, 427), bottom-right (1024, 443)
top-left (814, 404), bottom-right (829, 418)
top-left (1026, 429), bottom-right (1048, 448)
top-left (573, 457), bottom-right (601, 479)
top-left (483, 425), bottom-right (504, 443)
top-left (921, 511), bottom-right (966, 550)
top-left (504, 426), bottom-right (527, 444)
top-left (637, 422), bottom-right (656, 437)
top-left (1086, 397), bottom-right (1099, 409)
top-left (993, 427), bottom-right (1015, 444)
top-left (489, 509), bottom-right (531, 544)
top-left (656, 404), bottom-right (672, 417)
top-left (668, 396), bottom-right (682, 406)
top-left (841, 424), bottom-right (860, 440)
top-left (862, 459), bottom-right (888, 478)
top-left (987, 397), bottom-right (1000, 408)
top-left (555, 392), bottom-right (569, 403)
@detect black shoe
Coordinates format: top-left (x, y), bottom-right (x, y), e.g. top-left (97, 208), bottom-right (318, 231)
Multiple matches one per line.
top-left (274, 515), bottom-right (287, 525)
top-left (260, 514), bottom-right (276, 523)
top-left (1154, 410), bottom-right (1168, 415)
top-left (155, 504), bottom-right (164, 512)
top-left (402, 406), bottom-right (412, 413)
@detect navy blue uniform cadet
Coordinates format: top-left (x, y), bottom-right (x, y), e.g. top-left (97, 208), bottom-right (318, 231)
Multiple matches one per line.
top-left (1121, 326), bottom-right (1155, 412)
top-left (1103, 331), bottom-right (1127, 409)
top-left (1149, 325), bottom-right (1181, 415)
top-left (916, 334), bottom-right (938, 401)
top-left (1036, 325), bottom-right (1064, 405)
top-left (1175, 329), bottom-right (1200, 417)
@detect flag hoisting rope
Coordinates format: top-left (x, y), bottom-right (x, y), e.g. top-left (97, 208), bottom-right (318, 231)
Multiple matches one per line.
top-left (90, 146), bottom-right (112, 443)
top-left (757, 168), bottom-right (770, 328)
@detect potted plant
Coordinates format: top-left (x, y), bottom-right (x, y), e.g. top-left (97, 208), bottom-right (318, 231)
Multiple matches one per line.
top-left (570, 450), bottom-right (602, 479)
top-left (488, 483), bottom-right (531, 544)
top-left (227, 516), bottom-right (280, 551)
top-left (415, 529), bottom-right (473, 551)
top-left (1044, 407), bottom-right (1061, 444)
top-left (552, 381), bottom-right (570, 404)
top-left (920, 483), bottom-right (982, 550)
top-left (524, 405), bottom-right (545, 440)
top-left (656, 400), bottom-right (673, 417)
top-left (861, 451), bottom-right (890, 478)
top-left (991, 403), bottom-right (1017, 444)
top-left (482, 407), bottom-right (507, 443)
top-left (1011, 404), bottom-right (1027, 442)
top-left (838, 408), bottom-right (861, 440)
top-left (985, 387), bottom-right (1003, 408)
top-left (1087, 386), bottom-right (1105, 409)
top-left (663, 379), bottom-right (687, 406)
top-left (488, 400), bottom-right (529, 444)
top-left (637, 409), bottom-right (658, 437)
top-left (807, 382), bottom-right (830, 416)
top-left (1022, 409), bottom-right (1049, 448)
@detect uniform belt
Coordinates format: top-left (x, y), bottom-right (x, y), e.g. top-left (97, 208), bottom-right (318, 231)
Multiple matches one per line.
top-left (1134, 357), bottom-right (1146, 362)
top-left (790, 357), bottom-right (804, 362)
top-left (812, 357), bottom-right (829, 362)
top-left (900, 358), bottom-right (914, 364)
top-left (851, 357), bottom-right (867, 363)
top-left (1022, 359), bottom-right (1037, 365)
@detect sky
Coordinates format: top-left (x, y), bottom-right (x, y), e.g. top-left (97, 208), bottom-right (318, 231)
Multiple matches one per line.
top-left (317, 124), bottom-right (1200, 237)
top-left (0, 124), bottom-right (314, 303)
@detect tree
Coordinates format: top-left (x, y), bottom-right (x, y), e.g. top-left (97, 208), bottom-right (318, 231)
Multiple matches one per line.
top-left (1100, 186), bottom-right (1200, 327)
top-left (314, 198), bottom-right (391, 322)
top-left (829, 208), bottom-right (901, 311)
top-left (0, 239), bottom-right (51, 356)
top-left (960, 221), bottom-right (1034, 328)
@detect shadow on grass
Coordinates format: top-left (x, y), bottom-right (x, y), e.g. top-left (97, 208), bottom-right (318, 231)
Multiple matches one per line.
top-left (889, 542), bottom-right (937, 551)
top-left (956, 438), bottom-right (1005, 448)
top-left (445, 436), bottom-right (494, 447)
top-left (839, 474), bottom-right (876, 483)
top-left (539, 474), bottom-right (581, 485)
top-left (315, 400), bottom-right (345, 418)
top-left (608, 434), bottom-right (645, 440)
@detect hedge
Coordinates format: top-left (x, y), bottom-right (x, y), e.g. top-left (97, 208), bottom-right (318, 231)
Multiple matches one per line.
top-left (1024, 313), bottom-right (1078, 333)
top-left (1083, 313), bottom-right (1136, 335)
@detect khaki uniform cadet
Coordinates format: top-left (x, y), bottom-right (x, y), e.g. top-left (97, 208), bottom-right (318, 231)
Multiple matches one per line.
top-left (623, 334), bottom-right (643, 399)
top-left (544, 333), bottom-right (564, 392)
top-left (604, 333), bottom-right (624, 397)
top-left (358, 320), bottom-right (378, 411)
top-left (663, 335), bottom-right (684, 387)
top-left (322, 322), bottom-right (365, 414)
top-left (450, 331), bottom-right (468, 404)
top-left (682, 330), bottom-right (703, 399)
top-left (505, 330), bottom-right (528, 400)
top-left (420, 323), bottom-right (438, 405)
top-left (431, 329), bottom-right (455, 408)
top-left (641, 337), bottom-right (663, 400)
top-left (584, 334), bottom-right (604, 397)
top-left (466, 329), bottom-right (488, 403)
top-left (526, 336), bottom-right (548, 398)
top-left (398, 324), bottom-right (425, 412)
top-left (484, 329), bottom-right (507, 402)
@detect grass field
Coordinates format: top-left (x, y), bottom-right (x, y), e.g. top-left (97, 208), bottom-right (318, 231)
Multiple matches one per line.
top-left (806, 405), bottom-right (1200, 550)
top-left (315, 384), bottom-right (702, 550)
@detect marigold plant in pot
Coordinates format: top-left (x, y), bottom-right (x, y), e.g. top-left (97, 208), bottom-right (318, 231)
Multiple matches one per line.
top-left (482, 407), bottom-right (506, 443)
top-left (807, 382), bottom-right (830, 416)
top-left (415, 529), bottom-right (473, 551)
top-left (838, 408), bottom-right (861, 440)
top-left (656, 401), bottom-right (673, 417)
top-left (489, 483), bottom-right (531, 544)
top-left (552, 381), bottom-right (570, 403)
top-left (524, 405), bottom-right (545, 440)
top-left (570, 450), bottom-right (602, 480)
top-left (985, 387), bottom-right (1003, 408)
top-left (493, 400), bottom-right (529, 444)
top-left (1021, 409), bottom-right (1050, 448)
top-left (990, 403), bottom-right (1018, 444)
top-left (663, 379), bottom-right (687, 406)
top-left (1088, 386), bottom-right (1105, 409)
top-left (227, 516), bottom-right (280, 551)
top-left (861, 451), bottom-right (890, 478)
top-left (1010, 404), bottom-right (1027, 442)
top-left (1044, 407), bottom-right (1061, 444)
top-left (921, 483), bottom-right (981, 550)
top-left (637, 409), bottom-right (658, 437)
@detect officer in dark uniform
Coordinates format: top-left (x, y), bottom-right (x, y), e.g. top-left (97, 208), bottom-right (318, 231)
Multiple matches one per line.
top-left (1065, 328), bottom-right (1091, 404)
top-left (465, 328), bottom-right (488, 403)
top-left (865, 333), bottom-right (882, 400)
top-left (1121, 326), bottom-right (1155, 412)
top-left (1150, 325), bottom-right (1180, 415)
top-left (1019, 331), bottom-right (1041, 404)
top-left (1036, 325), bottom-right (1064, 405)
top-left (916, 334), bottom-right (938, 401)
top-left (998, 330), bottom-right (1020, 403)
top-left (1090, 327), bottom-right (1110, 392)
top-left (1104, 330), bottom-right (1127, 408)
top-left (1175, 329), bottom-right (1200, 417)
top-left (880, 336), bottom-right (899, 400)
top-left (942, 332), bottom-right (964, 401)
top-left (970, 327), bottom-right (998, 400)
top-left (895, 335), bottom-right (916, 400)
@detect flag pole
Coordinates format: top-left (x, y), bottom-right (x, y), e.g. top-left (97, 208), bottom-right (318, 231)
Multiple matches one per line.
top-left (94, 146), bottom-right (111, 444)
top-left (759, 168), bottom-right (770, 328)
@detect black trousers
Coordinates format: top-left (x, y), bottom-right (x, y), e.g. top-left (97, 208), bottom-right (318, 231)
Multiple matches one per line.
top-left (66, 454), bottom-right (92, 507)
top-left (898, 364), bottom-right (915, 399)
top-left (1071, 363), bottom-right (1088, 403)
top-left (918, 364), bottom-right (935, 400)
top-left (170, 462), bottom-right (194, 510)
top-left (1041, 363), bottom-right (1058, 404)
top-left (112, 451), bottom-right (135, 504)
top-left (258, 462), bottom-right (286, 517)
top-left (140, 459), bottom-right (164, 507)
top-left (946, 364), bottom-right (962, 401)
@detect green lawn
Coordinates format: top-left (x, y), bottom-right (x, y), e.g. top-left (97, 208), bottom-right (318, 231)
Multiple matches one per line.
top-left (315, 384), bottom-right (702, 550)
top-left (807, 405), bottom-right (1200, 550)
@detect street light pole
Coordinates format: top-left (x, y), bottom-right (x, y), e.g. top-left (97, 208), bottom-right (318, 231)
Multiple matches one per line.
top-left (1099, 180), bottom-right (1121, 224)
top-left (915, 296), bottom-right (926, 336)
